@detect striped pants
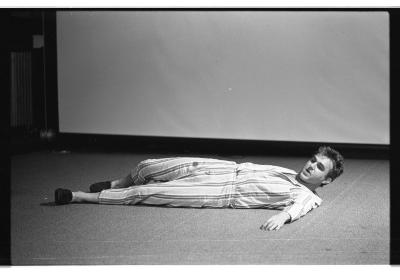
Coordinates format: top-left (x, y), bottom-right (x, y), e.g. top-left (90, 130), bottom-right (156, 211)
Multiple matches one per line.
top-left (98, 157), bottom-right (239, 208)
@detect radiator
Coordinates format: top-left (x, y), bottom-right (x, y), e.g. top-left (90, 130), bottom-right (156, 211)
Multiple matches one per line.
top-left (10, 51), bottom-right (33, 128)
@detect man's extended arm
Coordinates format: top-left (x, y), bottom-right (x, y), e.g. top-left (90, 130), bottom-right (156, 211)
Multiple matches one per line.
top-left (260, 192), bottom-right (321, 231)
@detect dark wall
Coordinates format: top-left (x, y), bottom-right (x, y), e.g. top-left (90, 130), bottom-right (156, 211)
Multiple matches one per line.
top-left (8, 10), bottom-right (57, 154)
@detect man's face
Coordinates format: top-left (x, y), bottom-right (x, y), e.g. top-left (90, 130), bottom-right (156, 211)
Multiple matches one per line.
top-left (299, 154), bottom-right (334, 186)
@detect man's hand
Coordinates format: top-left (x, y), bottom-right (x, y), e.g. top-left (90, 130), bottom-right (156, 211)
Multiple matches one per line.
top-left (260, 211), bottom-right (291, 231)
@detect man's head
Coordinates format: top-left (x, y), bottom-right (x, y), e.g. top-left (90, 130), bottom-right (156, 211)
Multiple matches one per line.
top-left (298, 146), bottom-right (344, 187)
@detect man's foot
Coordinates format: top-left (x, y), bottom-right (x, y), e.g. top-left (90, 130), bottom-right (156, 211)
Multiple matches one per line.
top-left (54, 188), bottom-right (73, 205)
top-left (89, 181), bottom-right (111, 193)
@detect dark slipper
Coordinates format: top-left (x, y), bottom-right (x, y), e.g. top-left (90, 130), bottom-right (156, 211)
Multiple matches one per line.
top-left (89, 181), bottom-right (111, 193)
top-left (54, 188), bottom-right (72, 205)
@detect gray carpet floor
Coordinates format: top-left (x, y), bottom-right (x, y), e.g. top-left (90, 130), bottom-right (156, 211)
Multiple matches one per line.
top-left (11, 151), bottom-right (389, 264)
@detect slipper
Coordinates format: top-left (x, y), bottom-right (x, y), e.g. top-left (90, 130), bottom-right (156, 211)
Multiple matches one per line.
top-left (54, 188), bottom-right (72, 205)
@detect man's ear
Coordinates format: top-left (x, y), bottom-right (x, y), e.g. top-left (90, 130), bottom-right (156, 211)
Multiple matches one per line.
top-left (321, 177), bottom-right (332, 187)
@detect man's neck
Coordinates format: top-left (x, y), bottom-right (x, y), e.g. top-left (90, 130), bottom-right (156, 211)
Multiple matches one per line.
top-left (295, 174), bottom-right (319, 192)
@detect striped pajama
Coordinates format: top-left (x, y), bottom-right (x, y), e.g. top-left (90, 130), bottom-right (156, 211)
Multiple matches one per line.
top-left (98, 157), bottom-right (322, 222)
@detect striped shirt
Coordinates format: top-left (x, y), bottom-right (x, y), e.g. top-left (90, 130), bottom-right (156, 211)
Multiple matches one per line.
top-left (98, 157), bottom-right (322, 223)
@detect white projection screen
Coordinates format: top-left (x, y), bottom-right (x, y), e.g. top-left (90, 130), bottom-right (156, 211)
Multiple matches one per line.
top-left (56, 11), bottom-right (389, 144)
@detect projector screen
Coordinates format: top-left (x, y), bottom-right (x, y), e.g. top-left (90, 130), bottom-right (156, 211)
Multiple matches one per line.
top-left (56, 11), bottom-right (389, 144)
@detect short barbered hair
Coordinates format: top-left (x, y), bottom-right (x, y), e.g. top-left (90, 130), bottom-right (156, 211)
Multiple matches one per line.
top-left (316, 146), bottom-right (344, 182)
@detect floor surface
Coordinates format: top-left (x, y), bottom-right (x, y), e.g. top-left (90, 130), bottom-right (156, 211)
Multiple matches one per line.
top-left (11, 151), bottom-right (390, 264)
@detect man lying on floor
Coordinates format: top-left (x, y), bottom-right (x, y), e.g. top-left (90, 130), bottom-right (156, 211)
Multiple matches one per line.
top-left (54, 146), bottom-right (344, 231)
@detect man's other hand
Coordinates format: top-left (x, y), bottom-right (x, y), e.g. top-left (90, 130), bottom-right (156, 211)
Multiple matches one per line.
top-left (260, 211), bottom-right (291, 231)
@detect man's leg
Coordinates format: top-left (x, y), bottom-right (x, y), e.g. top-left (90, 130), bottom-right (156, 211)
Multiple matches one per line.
top-left (89, 157), bottom-right (211, 193)
top-left (54, 188), bottom-right (99, 204)
top-left (56, 174), bottom-right (236, 207)
top-left (88, 158), bottom-right (181, 193)
top-left (97, 170), bottom-right (236, 207)
top-left (110, 174), bottom-right (135, 189)
top-left (55, 158), bottom-right (195, 204)
top-left (131, 157), bottom-right (236, 183)
top-left (55, 157), bottom-right (237, 205)
top-left (89, 174), bottom-right (135, 192)
top-left (72, 191), bottom-right (100, 203)
top-left (55, 175), bottom-right (136, 204)
top-left (90, 157), bottom-right (236, 193)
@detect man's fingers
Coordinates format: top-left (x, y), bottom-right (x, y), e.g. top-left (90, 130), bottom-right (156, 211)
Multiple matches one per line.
top-left (260, 222), bottom-right (271, 231)
top-left (269, 224), bottom-right (277, 231)
top-left (267, 222), bottom-right (277, 231)
top-left (268, 222), bottom-right (283, 231)
top-left (260, 221), bottom-right (271, 230)
top-left (260, 223), bottom-right (268, 230)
